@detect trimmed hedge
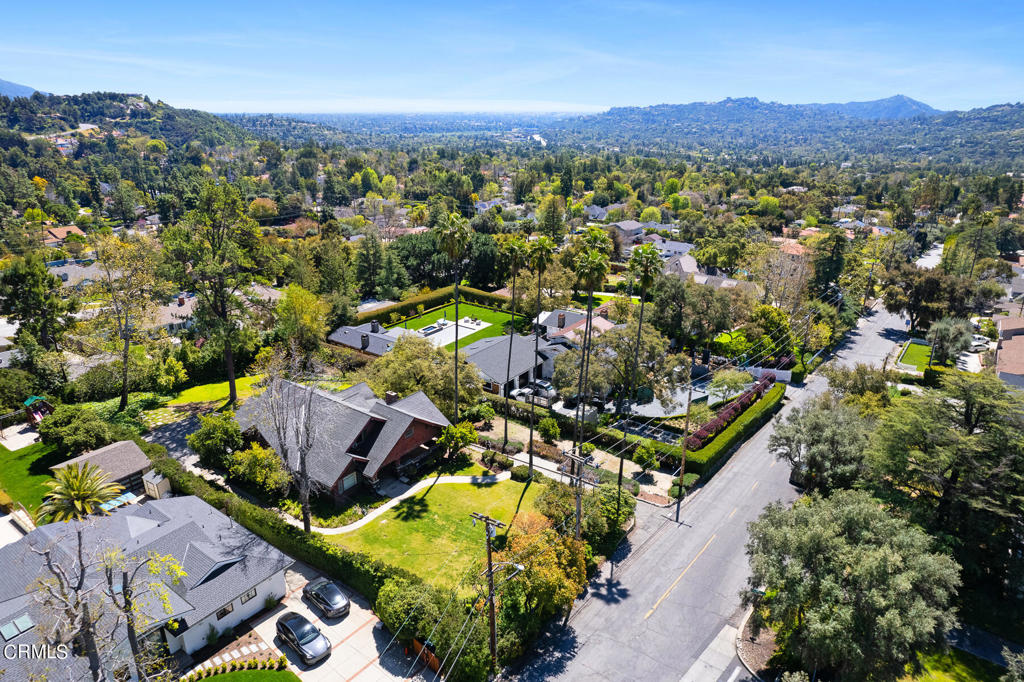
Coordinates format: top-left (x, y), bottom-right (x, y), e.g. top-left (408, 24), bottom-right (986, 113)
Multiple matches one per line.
top-left (147, 451), bottom-right (419, 603)
top-left (686, 383), bottom-right (786, 476)
top-left (478, 435), bottom-right (524, 455)
top-left (352, 285), bottom-right (511, 325)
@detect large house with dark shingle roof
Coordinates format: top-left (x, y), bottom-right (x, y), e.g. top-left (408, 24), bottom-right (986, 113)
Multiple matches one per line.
top-left (462, 334), bottom-right (566, 396)
top-left (0, 496), bottom-right (292, 680)
top-left (234, 381), bottom-right (449, 494)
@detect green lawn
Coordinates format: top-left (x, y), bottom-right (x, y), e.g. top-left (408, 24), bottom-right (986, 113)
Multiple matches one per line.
top-left (331, 479), bottom-right (541, 588)
top-left (386, 303), bottom-right (522, 350)
top-left (0, 442), bottom-right (62, 513)
top-left (902, 649), bottom-right (1004, 682)
top-left (166, 375), bottom-right (264, 408)
top-left (212, 671), bottom-right (300, 682)
top-left (899, 341), bottom-right (950, 372)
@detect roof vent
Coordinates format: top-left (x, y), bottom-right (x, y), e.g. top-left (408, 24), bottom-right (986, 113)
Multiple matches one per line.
top-left (385, 391), bottom-right (399, 405)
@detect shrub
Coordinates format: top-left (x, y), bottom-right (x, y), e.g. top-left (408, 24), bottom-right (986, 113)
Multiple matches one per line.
top-left (187, 411), bottom-right (244, 469)
top-left (226, 443), bottom-right (291, 496)
top-left (538, 417), bottom-right (560, 443)
top-left (511, 465), bottom-right (531, 481)
top-left (352, 285), bottom-right (511, 325)
top-left (687, 384), bottom-right (785, 476)
top-left (38, 404), bottom-right (124, 457)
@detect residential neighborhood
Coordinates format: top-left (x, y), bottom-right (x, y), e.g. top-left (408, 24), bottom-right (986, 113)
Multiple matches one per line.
top-left (0, 7), bottom-right (1023, 682)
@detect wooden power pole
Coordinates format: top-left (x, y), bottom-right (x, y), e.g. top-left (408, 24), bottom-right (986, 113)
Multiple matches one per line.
top-left (470, 512), bottom-right (506, 673)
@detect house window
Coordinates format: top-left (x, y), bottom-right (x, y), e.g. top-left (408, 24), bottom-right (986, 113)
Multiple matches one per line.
top-left (240, 588), bottom-right (257, 604)
top-left (342, 472), bottom-right (359, 491)
top-left (216, 603), bottom-right (234, 620)
top-left (403, 426), bottom-right (414, 439)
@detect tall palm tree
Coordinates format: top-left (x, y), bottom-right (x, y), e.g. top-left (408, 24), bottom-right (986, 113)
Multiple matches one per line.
top-left (627, 243), bottom-right (662, 406)
top-left (38, 463), bottom-right (124, 522)
top-left (434, 212), bottom-right (472, 421)
top-left (526, 236), bottom-right (557, 473)
top-left (501, 236), bottom-right (528, 449)
top-left (571, 248), bottom-right (610, 453)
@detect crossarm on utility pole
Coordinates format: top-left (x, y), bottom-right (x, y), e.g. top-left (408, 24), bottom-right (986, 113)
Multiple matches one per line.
top-left (470, 512), bottom-right (507, 674)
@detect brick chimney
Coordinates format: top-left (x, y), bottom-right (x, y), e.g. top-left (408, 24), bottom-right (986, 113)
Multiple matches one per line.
top-left (370, 320), bottom-right (380, 333)
top-left (360, 333), bottom-right (370, 350)
top-left (384, 391), bottom-right (399, 405)
top-left (177, 294), bottom-right (185, 306)
top-left (557, 312), bottom-right (566, 328)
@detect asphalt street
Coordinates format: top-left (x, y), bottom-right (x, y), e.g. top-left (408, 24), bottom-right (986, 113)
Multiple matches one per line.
top-left (511, 306), bottom-right (906, 682)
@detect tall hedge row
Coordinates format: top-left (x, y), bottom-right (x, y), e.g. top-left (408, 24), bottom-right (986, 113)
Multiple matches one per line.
top-left (686, 383), bottom-right (786, 476)
top-left (352, 285), bottom-right (511, 325)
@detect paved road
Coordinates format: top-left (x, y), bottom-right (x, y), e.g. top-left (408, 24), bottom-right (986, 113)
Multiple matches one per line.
top-left (511, 306), bottom-right (905, 682)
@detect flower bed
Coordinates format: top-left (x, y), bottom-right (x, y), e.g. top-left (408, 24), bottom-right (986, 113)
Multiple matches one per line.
top-left (685, 373), bottom-right (777, 451)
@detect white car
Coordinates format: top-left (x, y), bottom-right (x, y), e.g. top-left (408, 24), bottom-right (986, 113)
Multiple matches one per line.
top-left (972, 334), bottom-right (991, 345)
top-left (510, 387), bottom-right (533, 401)
top-left (529, 380), bottom-right (556, 398)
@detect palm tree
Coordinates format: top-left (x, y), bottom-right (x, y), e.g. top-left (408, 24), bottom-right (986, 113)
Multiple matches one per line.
top-left (571, 248), bottom-right (610, 453)
top-left (38, 463), bottom-right (124, 521)
top-left (526, 236), bottom-right (557, 473)
top-left (501, 236), bottom-right (528, 449)
top-left (627, 243), bottom-right (662, 407)
top-left (433, 212), bottom-right (472, 421)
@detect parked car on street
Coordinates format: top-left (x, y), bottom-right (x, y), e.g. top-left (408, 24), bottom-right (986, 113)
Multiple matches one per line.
top-left (303, 577), bottom-right (351, 619)
top-left (276, 612), bottom-right (331, 665)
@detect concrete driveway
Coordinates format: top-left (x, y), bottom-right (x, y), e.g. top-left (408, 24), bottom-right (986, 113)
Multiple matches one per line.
top-left (252, 562), bottom-right (430, 682)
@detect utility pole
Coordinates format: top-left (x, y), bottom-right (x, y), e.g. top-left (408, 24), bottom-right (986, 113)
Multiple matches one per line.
top-left (470, 512), bottom-right (506, 674)
top-left (561, 450), bottom-right (587, 540)
top-left (675, 364), bottom-right (694, 523)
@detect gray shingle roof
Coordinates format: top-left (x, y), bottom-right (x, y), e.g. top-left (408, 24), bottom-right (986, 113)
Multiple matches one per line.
top-left (51, 440), bottom-right (151, 482)
top-left (234, 381), bottom-right (449, 486)
top-left (327, 322), bottom-right (399, 356)
top-left (463, 334), bottom-right (544, 385)
top-left (0, 496), bottom-right (292, 680)
top-left (538, 309), bottom-right (587, 331)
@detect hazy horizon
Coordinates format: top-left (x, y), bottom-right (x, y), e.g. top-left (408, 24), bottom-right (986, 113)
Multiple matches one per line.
top-left (4, 0), bottom-right (1023, 113)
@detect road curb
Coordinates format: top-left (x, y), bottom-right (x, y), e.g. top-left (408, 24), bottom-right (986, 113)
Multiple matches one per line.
top-left (735, 606), bottom-right (766, 682)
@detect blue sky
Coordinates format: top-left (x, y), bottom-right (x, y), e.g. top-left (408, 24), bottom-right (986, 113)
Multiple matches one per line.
top-left (2, 1), bottom-right (1023, 113)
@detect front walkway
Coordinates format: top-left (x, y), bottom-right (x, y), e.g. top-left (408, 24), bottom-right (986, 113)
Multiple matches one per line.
top-left (279, 472), bottom-right (512, 535)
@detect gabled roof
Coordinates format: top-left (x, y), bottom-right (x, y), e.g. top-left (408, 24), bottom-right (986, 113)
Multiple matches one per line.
top-left (463, 335), bottom-right (545, 385)
top-left (51, 440), bottom-right (150, 482)
top-left (0, 496), bottom-right (292, 680)
top-left (234, 380), bottom-right (449, 485)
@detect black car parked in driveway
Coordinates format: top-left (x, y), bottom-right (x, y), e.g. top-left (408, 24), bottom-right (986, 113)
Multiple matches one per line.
top-left (302, 577), bottom-right (351, 619)
top-left (276, 611), bottom-right (331, 665)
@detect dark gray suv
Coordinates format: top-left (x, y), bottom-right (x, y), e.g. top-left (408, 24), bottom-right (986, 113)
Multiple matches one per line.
top-left (303, 577), bottom-right (351, 619)
top-left (276, 611), bottom-right (330, 665)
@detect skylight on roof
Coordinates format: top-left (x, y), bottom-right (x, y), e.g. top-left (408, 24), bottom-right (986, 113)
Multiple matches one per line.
top-left (0, 614), bottom-right (34, 641)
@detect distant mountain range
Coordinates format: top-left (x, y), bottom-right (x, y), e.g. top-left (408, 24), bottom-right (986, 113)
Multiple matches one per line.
top-left (545, 96), bottom-right (1024, 167)
top-left (807, 94), bottom-right (942, 119)
top-left (0, 78), bottom-right (48, 98)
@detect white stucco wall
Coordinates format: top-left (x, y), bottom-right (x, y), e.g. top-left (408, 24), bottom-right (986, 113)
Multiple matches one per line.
top-left (164, 570), bottom-right (287, 655)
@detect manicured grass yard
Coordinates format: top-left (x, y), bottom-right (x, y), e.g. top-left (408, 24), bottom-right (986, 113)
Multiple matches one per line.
top-left (386, 303), bottom-right (522, 350)
top-left (0, 442), bottom-right (62, 512)
top-left (167, 374), bottom-right (264, 408)
top-left (899, 341), bottom-right (936, 372)
top-left (902, 649), bottom-right (1003, 682)
top-left (212, 671), bottom-right (300, 682)
top-left (331, 479), bottom-right (541, 588)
